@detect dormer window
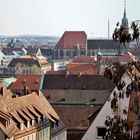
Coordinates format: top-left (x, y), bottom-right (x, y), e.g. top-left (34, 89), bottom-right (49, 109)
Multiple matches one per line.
top-left (43, 115), bottom-right (48, 122)
top-left (20, 123), bottom-right (24, 130)
top-left (32, 119), bottom-right (35, 126)
top-left (38, 117), bottom-right (41, 124)
top-left (27, 121), bottom-right (30, 128)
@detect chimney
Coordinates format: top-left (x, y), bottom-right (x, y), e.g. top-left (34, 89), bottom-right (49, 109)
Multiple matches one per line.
top-left (0, 87), bottom-right (3, 96)
top-left (66, 71), bottom-right (69, 77)
top-left (23, 85), bottom-right (27, 95)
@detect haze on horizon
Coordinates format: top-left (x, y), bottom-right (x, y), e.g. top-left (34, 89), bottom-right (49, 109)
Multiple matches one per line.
top-left (0, 0), bottom-right (140, 37)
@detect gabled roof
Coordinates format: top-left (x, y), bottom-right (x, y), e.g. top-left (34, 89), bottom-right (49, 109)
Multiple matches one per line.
top-left (42, 74), bottom-right (114, 90)
top-left (2, 48), bottom-right (25, 55)
top-left (66, 63), bottom-right (97, 75)
top-left (0, 87), bottom-right (59, 138)
top-left (55, 31), bottom-right (87, 49)
top-left (87, 39), bottom-right (122, 50)
top-left (9, 75), bottom-right (42, 93)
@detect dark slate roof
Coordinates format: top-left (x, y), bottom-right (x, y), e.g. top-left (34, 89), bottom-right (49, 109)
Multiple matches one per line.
top-left (40, 48), bottom-right (53, 56)
top-left (25, 47), bottom-right (39, 56)
top-left (8, 57), bottom-right (41, 67)
top-left (87, 39), bottom-right (122, 49)
top-left (2, 48), bottom-right (24, 55)
top-left (42, 74), bottom-right (114, 90)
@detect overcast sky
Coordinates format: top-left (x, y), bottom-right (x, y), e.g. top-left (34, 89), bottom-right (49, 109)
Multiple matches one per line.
top-left (0, 0), bottom-right (139, 37)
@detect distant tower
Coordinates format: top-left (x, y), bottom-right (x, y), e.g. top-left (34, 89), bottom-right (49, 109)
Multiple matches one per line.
top-left (108, 18), bottom-right (110, 39)
top-left (121, 0), bottom-right (128, 29)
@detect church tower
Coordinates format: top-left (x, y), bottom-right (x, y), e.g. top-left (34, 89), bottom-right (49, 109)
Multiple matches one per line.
top-left (121, 0), bottom-right (128, 29)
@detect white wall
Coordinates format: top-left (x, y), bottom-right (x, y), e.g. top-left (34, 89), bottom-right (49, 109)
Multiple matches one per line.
top-left (82, 72), bottom-right (132, 140)
top-left (53, 61), bottom-right (67, 71)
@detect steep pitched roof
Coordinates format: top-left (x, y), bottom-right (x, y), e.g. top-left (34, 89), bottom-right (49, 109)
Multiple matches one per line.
top-left (55, 31), bottom-right (87, 49)
top-left (42, 89), bottom-right (112, 140)
top-left (0, 87), bottom-right (59, 138)
top-left (9, 75), bottom-right (42, 93)
top-left (42, 74), bottom-right (114, 90)
top-left (66, 63), bottom-right (97, 75)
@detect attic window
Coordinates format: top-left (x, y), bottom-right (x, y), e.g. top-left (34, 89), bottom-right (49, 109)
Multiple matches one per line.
top-left (32, 120), bottom-right (35, 126)
top-left (27, 121), bottom-right (30, 128)
top-left (20, 123), bottom-right (24, 130)
top-left (43, 115), bottom-right (48, 122)
top-left (96, 127), bottom-right (107, 138)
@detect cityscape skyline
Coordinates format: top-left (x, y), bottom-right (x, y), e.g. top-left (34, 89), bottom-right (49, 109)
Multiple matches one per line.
top-left (0, 0), bottom-right (140, 37)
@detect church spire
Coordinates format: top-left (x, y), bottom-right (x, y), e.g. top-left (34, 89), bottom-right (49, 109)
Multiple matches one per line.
top-left (122, 0), bottom-right (128, 28)
top-left (124, 0), bottom-right (126, 18)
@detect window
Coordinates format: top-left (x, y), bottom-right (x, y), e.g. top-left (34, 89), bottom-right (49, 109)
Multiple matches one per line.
top-left (97, 127), bottom-right (107, 138)
top-left (40, 131), bottom-right (42, 140)
top-left (32, 135), bottom-right (34, 140)
top-left (46, 128), bottom-right (49, 138)
top-left (27, 136), bottom-right (30, 140)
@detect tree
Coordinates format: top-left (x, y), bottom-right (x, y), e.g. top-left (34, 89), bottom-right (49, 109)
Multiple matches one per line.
top-left (103, 21), bottom-right (140, 140)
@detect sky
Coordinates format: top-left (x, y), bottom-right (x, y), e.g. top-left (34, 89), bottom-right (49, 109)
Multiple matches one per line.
top-left (0, 0), bottom-right (140, 38)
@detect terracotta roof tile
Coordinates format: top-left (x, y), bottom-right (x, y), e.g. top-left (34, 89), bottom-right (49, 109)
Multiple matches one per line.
top-left (70, 56), bottom-right (96, 64)
top-left (66, 63), bottom-right (97, 75)
top-left (0, 90), bottom-right (60, 138)
top-left (55, 31), bottom-right (87, 49)
top-left (10, 75), bottom-right (42, 93)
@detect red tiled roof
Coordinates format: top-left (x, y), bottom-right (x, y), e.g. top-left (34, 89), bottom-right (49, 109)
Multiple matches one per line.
top-left (101, 53), bottom-right (137, 64)
top-left (66, 63), bottom-right (97, 75)
top-left (70, 56), bottom-right (96, 64)
top-left (46, 70), bottom-right (65, 75)
top-left (55, 31), bottom-right (87, 49)
top-left (9, 75), bottom-right (42, 92)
